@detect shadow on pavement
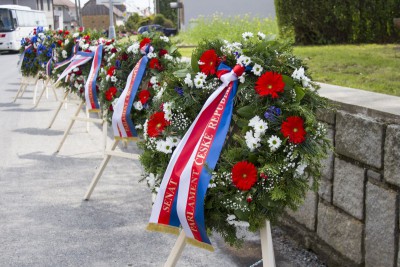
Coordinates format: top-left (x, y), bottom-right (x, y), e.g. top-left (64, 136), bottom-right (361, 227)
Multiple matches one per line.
top-left (13, 128), bottom-right (64, 136)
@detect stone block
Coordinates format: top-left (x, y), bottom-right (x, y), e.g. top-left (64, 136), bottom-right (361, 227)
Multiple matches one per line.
top-left (365, 182), bottom-right (396, 267)
top-left (384, 125), bottom-right (400, 187)
top-left (317, 109), bottom-right (336, 125)
top-left (367, 169), bottom-right (381, 182)
top-left (318, 178), bottom-right (332, 202)
top-left (317, 202), bottom-right (363, 264)
top-left (335, 111), bottom-right (384, 169)
top-left (333, 158), bottom-right (365, 220)
top-left (321, 126), bottom-right (335, 180)
top-left (286, 189), bottom-right (317, 231)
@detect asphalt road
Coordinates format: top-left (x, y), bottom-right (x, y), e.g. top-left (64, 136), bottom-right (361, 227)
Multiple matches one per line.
top-left (0, 52), bottom-right (322, 267)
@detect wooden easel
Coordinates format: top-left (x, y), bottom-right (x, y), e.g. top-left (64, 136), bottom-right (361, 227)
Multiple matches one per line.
top-left (33, 77), bottom-right (59, 108)
top-left (47, 89), bottom-right (81, 129)
top-left (83, 134), bottom-right (139, 200)
top-left (164, 220), bottom-right (276, 267)
top-left (13, 74), bottom-right (40, 102)
top-left (56, 100), bottom-right (106, 153)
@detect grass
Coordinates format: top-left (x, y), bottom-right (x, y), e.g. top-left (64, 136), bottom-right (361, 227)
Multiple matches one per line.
top-left (294, 44), bottom-right (400, 96)
top-left (175, 14), bottom-right (278, 45)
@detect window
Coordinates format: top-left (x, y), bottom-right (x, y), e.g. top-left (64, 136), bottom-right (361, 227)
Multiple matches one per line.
top-left (47, 0), bottom-right (51, 11)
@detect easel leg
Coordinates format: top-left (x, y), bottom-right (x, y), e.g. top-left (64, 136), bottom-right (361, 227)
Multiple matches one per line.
top-left (32, 77), bottom-right (41, 104)
top-left (102, 119), bottom-right (108, 155)
top-left (34, 79), bottom-right (50, 108)
top-left (48, 91), bottom-right (69, 129)
top-left (56, 101), bottom-right (84, 152)
top-left (164, 230), bottom-right (186, 267)
top-left (84, 139), bottom-right (119, 200)
top-left (51, 82), bottom-right (58, 101)
top-left (14, 77), bottom-right (26, 102)
top-left (260, 220), bottom-right (276, 267)
top-left (86, 106), bottom-right (90, 132)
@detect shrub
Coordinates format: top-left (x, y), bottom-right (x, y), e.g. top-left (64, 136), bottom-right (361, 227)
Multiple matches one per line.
top-left (275, 0), bottom-right (400, 44)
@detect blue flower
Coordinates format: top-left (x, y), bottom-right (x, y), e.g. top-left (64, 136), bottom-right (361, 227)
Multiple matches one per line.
top-left (174, 86), bottom-right (184, 96)
top-left (115, 59), bottom-right (121, 69)
top-left (31, 36), bottom-right (37, 43)
top-left (20, 38), bottom-right (26, 46)
top-left (264, 106), bottom-right (282, 121)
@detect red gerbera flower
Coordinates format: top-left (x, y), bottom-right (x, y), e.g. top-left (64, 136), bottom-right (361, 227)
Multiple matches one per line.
top-left (159, 49), bottom-right (168, 57)
top-left (149, 58), bottom-right (162, 70)
top-left (105, 86), bottom-right (117, 101)
top-left (111, 47), bottom-right (118, 53)
top-left (58, 30), bottom-right (63, 34)
top-left (231, 161), bottom-right (258, 191)
top-left (140, 37), bottom-right (151, 49)
top-left (147, 111), bottom-right (170, 137)
top-left (57, 40), bottom-right (63, 46)
top-left (281, 116), bottom-right (307, 144)
top-left (199, 49), bottom-right (218, 75)
top-left (107, 66), bottom-right (116, 76)
top-left (255, 71), bottom-right (285, 98)
top-left (64, 30), bottom-right (70, 35)
top-left (138, 90), bottom-right (151, 104)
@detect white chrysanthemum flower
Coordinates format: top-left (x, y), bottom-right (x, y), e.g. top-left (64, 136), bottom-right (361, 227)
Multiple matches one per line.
top-left (239, 73), bottom-right (246, 83)
top-left (135, 124), bottom-right (143, 129)
top-left (194, 77), bottom-right (205, 88)
top-left (302, 76), bottom-right (311, 87)
top-left (127, 42), bottom-right (139, 54)
top-left (251, 64), bottom-right (263, 76)
top-left (268, 135), bottom-right (282, 151)
top-left (163, 102), bottom-right (173, 120)
top-left (147, 52), bottom-right (157, 59)
top-left (105, 75), bottom-right (110, 81)
top-left (143, 119), bottom-right (149, 138)
top-left (254, 120), bottom-right (268, 135)
top-left (292, 67), bottom-right (311, 88)
top-left (248, 115), bottom-right (261, 128)
top-left (156, 140), bottom-right (173, 154)
top-left (164, 54), bottom-right (173, 61)
top-left (133, 101), bottom-right (143, 111)
top-left (242, 32), bottom-right (254, 39)
top-left (64, 38), bottom-right (69, 45)
top-left (245, 130), bottom-right (261, 151)
top-left (73, 32), bottom-right (79, 38)
top-left (167, 136), bottom-right (181, 147)
top-left (295, 162), bottom-right (308, 177)
top-left (184, 73), bottom-right (193, 87)
top-left (73, 67), bottom-right (79, 72)
top-left (195, 72), bottom-right (207, 80)
top-left (257, 32), bottom-right (266, 40)
top-left (110, 76), bottom-right (117, 83)
top-left (82, 44), bottom-right (89, 50)
top-left (154, 86), bottom-right (164, 100)
top-left (160, 35), bottom-right (169, 42)
top-left (150, 76), bottom-right (158, 85)
top-left (61, 50), bottom-right (67, 59)
top-left (237, 55), bottom-right (251, 66)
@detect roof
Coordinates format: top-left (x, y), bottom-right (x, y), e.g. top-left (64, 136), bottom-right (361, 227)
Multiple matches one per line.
top-left (82, 0), bottom-right (126, 17)
top-left (53, 0), bottom-right (76, 8)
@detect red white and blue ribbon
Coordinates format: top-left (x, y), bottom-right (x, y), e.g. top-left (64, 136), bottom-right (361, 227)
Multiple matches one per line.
top-left (84, 44), bottom-right (103, 111)
top-left (55, 51), bottom-right (93, 83)
top-left (17, 44), bottom-right (33, 69)
top-left (54, 43), bottom-right (79, 70)
top-left (111, 45), bottom-right (152, 140)
top-left (147, 63), bottom-right (245, 251)
top-left (45, 49), bottom-right (55, 76)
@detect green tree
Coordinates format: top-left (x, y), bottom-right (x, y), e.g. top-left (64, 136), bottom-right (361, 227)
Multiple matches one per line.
top-left (156, 0), bottom-right (177, 26)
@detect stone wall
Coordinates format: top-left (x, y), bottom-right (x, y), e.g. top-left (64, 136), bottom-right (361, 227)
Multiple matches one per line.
top-left (281, 94), bottom-right (400, 267)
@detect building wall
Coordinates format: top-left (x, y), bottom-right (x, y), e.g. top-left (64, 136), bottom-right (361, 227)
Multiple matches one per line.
top-left (1, 0), bottom-right (36, 9)
top-left (281, 97), bottom-right (400, 267)
top-left (82, 15), bottom-right (116, 31)
top-left (181, 0), bottom-right (275, 28)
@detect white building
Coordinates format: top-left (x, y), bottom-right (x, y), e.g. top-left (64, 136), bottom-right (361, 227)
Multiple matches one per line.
top-left (179, 0), bottom-right (275, 29)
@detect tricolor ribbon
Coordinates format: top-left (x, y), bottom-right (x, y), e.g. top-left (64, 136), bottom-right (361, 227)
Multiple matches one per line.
top-left (147, 63), bottom-right (246, 251)
top-left (45, 49), bottom-right (55, 76)
top-left (55, 51), bottom-right (93, 84)
top-left (54, 43), bottom-right (79, 70)
top-left (17, 44), bottom-right (33, 69)
top-left (111, 44), bottom-right (153, 140)
top-left (84, 44), bottom-right (103, 111)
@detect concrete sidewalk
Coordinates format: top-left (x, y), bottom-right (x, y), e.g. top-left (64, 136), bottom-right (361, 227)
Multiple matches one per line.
top-left (0, 53), bottom-right (324, 267)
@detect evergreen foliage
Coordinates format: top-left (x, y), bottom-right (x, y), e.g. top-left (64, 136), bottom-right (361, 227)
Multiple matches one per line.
top-left (274, 0), bottom-right (400, 44)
